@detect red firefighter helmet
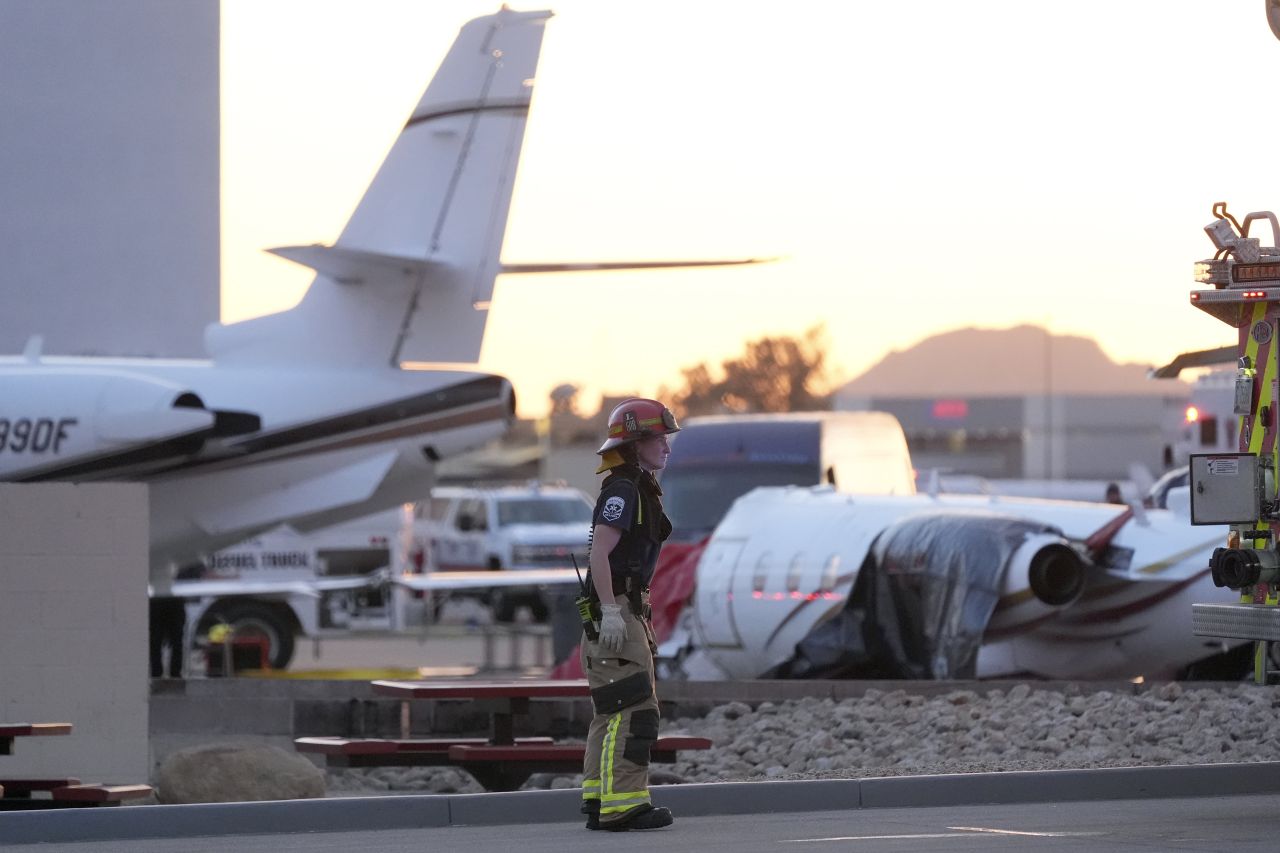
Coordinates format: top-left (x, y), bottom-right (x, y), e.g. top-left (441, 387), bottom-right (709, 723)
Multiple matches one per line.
top-left (597, 398), bottom-right (681, 454)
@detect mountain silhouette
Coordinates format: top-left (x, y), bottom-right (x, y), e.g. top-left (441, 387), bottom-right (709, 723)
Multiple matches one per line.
top-left (840, 325), bottom-right (1180, 397)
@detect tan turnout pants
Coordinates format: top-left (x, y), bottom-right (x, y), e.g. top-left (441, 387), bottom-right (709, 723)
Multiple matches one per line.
top-left (580, 595), bottom-right (659, 826)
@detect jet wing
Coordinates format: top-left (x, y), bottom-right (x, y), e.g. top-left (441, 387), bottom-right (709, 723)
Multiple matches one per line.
top-left (159, 575), bottom-right (375, 599)
top-left (392, 569), bottom-right (580, 591)
top-left (161, 568), bottom-right (578, 601)
top-left (189, 450), bottom-right (400, 536)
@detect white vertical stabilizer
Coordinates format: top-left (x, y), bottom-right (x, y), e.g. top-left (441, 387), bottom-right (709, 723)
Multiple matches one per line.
top-left (206, 8), bottom-right (552, 367)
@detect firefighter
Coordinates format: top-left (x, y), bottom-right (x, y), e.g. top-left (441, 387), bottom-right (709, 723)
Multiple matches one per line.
top-left (580, 398), bottom-right (679, 831)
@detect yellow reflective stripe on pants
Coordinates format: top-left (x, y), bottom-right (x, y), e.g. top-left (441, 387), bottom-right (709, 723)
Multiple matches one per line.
top-left (582, 604), bottom-right (660, 823)
top-left (601, 794), bottom-right (652, 815)
top-left (602, 712), bottom-right (622, 797)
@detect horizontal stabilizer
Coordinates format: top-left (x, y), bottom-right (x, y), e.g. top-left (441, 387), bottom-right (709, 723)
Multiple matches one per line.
top-left (501, 258), bottom-right (775, 275)
top-left (1149, 345), bottom-right (1236, 379)
top-left (268, 244), bottom-right (449, 286)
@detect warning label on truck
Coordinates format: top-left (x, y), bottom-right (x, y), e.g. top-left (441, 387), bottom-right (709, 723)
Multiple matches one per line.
top-left (1207, 457), bottom-right (1241, 476)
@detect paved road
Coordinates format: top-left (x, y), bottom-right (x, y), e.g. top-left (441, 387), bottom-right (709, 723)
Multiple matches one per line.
top-left (17, 795), bottom-right (1278, 852)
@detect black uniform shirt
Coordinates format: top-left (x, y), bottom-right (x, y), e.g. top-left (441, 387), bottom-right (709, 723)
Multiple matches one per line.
top-left (593, 476), bottom-right (662, 588)
top-left (594, 478), bottom-right (638, 532)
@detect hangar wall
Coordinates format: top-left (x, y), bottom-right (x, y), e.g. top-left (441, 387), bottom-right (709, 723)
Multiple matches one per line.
top-left (0, 0), bottom-right (219, 358)
top-left (0, 484), bottom-right (150, 783)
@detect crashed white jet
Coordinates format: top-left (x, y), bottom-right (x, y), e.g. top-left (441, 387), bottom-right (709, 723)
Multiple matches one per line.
top-left (669, 485), bottom-right (1241, 681)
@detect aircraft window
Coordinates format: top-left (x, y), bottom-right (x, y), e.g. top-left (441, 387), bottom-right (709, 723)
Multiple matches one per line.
top-left (497, 497), bottom-right (592, 527)
top-left (752, 551), bottom-right (772, 593)
top-left (786, 553), bottom-right (805, 592)
top-left (819, 554), bottom-right (840, 592)
top-left (1199, 417), bottom-right (1218, 447)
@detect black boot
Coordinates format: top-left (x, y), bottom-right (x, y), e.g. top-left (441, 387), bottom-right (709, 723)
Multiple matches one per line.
top-left (582, 801), bottom-right (600, 830)
top-left (603, 804), bottom-right (674, 831)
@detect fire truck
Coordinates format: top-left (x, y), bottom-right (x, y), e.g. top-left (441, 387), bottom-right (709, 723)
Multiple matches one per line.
top-left (1186, 203), bottom-right (1280, 683)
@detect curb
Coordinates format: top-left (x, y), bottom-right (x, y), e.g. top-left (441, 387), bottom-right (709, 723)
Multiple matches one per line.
top-left (2, 761), bottom-right (1278, 845)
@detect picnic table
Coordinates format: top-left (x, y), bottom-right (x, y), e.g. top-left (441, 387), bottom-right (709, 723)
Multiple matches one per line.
top-left (373, 679), bottom-right (591, 745)
top-left (0, 723), bottom-right (72, 757)
top-left (0, 723), bottom-right (151, 809)
top-left (295, 679), bottom-right (711, 791)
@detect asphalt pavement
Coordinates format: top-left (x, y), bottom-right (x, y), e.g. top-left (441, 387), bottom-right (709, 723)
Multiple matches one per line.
top-left (6, 794), bottom-right (1277, 853)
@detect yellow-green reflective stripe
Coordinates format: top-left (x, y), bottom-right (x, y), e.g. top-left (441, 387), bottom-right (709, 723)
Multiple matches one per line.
top-left (583, 779), bottom-right (601, 790)
top-left (601, 799), bottom-right (651, 814)
top-left (601, 713), bottom-right (622, 796)
top-left (1246, 303), bottom-right (1269, 455)
top-left (601, 790), bottom-right (650, 802)
top-left (1241, 304), bottom-right (1275, 543)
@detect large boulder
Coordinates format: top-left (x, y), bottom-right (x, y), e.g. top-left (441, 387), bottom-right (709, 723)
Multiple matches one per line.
top-left (157, 743), bottom-right (325, 804)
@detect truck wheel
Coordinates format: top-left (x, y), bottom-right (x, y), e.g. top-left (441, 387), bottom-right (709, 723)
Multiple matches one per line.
top-left (203, 602), bottom-right (296, 670)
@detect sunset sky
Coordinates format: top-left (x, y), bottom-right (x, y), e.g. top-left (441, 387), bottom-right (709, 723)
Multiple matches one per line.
top-left (221, 1), bottom-right (1280, 416)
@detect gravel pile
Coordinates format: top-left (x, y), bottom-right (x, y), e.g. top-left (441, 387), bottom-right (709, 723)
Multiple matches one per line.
top-left (325, 683), bottom-right (1280, 796)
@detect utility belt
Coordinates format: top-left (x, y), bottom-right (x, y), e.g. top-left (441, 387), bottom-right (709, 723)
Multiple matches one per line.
top-left (611, 575), bottom-right (650, 598)
top-left (583, 571), bottom-right (652, 620)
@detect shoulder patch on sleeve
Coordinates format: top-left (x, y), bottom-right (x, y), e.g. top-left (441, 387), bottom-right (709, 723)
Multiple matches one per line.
top-left (601, 494), bottom-right (626, 522)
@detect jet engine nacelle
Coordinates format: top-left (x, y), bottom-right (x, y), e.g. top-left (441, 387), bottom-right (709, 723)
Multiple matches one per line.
top-left (1006, 533), bottom-right (1087, 606)
top-left (0, 368), bottom-right (240, 480)
top-left (986, 531), bottom-right (1088, 635)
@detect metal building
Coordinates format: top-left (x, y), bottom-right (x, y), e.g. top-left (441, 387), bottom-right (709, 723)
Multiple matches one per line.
top-left (0, 0), bottom-right (219, 358)
top-left (835, 392), bottom-right (1188, 482)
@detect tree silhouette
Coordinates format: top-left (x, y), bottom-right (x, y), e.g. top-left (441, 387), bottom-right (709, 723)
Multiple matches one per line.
top-left (549, 383), bottom-right (580, 415)
top-left (660, 325), bottom-right (835, 417)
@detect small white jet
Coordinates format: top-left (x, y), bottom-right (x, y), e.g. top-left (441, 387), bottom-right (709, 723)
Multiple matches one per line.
top-left (668, 483), bottom-right (1246, 681)
top-left (1, 8), bottom-right (759, 585)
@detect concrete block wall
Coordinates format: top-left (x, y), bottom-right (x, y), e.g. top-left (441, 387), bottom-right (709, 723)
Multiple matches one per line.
top-left (0, 483), bottom-right (149, 782)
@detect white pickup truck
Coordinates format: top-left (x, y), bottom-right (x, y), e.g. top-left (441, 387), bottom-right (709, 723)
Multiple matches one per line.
top-left (421, 484), bottom-right (593, 621)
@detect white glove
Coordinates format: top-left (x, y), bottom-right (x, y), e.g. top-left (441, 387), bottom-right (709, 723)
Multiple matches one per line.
top-left (597, 603), bottom-right (627, 654)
